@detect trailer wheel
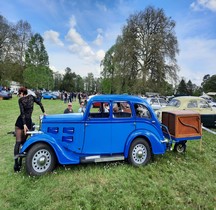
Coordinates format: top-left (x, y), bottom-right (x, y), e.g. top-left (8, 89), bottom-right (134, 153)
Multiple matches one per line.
top-left (128, 138), bottom-right (151, 166)
top-left (174, 142), bottom-right (186, 153)
top-left (26, 143), bottom-right (56, 176)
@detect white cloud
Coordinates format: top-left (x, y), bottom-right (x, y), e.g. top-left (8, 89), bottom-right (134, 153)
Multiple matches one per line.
top-left (66, 28), bottom-right (86, 46)
top-left (178, 37), bottom-right (216, 85)
top-left (191, 0), bottom-right (216, 11)
top-left (69, 15), bottom-right (76, 28)
top-left (43, 30), bottom-right (64, 47)
top-left (96, 50), bottom-right (105, 61)
top-left (65, 16), bottom-right (105, 63)
top-left (93, 34), bottom-right (103, 46)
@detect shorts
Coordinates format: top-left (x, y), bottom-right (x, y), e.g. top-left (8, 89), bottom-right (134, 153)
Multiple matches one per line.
top-left (15, 116), bottom-right (32, 130)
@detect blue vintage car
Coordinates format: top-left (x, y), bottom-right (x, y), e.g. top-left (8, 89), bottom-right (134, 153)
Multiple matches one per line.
top-left (42, 92), bottom-right (57, 100)
top-left (20, 94), bottom-right (170, 176)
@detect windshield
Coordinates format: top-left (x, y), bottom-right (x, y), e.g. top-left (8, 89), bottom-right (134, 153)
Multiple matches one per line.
top-left (167, 99), bottom-right (180, 107)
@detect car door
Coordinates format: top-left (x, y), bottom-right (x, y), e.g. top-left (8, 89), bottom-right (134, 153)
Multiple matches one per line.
top-left (82, 101), bottom-right (112, 154)
top-left (111, 101), bottom-right (135, 153)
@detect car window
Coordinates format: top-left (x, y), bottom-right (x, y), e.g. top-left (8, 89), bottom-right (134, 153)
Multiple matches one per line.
top-left (199, 99), bottom-right (211, 108)
top-left (187, 100), bottom-right (198, 108)
top-left (151, 99), bottom-right (159, 105)
top-left (112, 101), bottom-right (132, 118)
top-left (159, 98), bottom-right (167, 105)
top-left (88, 102), bottom-right (110, 118)
top-left (134, 103), bottom-right (151, 119)
top-left (167, 99), bottom-right (180, 107)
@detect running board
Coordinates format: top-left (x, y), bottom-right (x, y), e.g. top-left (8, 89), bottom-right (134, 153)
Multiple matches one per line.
top-left (81, 155), bottom-right (125, 163)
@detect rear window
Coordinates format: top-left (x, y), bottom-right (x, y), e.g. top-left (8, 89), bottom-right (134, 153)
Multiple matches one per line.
top-left (134, 103), bottom-right (151, 119)
top-left (167, 99), bottom-right (180, 107)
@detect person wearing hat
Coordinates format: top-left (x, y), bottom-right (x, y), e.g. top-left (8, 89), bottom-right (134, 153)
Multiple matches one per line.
top-left (64, 102), bottom-right (73, 113)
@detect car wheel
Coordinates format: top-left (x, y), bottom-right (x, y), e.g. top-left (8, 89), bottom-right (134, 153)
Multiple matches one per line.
top-left (26, 143), bottom-right (56, 176)
top-left (174, 142), bottom-right (186, 153)
top-left (128, 138), bottom-right (151, 166)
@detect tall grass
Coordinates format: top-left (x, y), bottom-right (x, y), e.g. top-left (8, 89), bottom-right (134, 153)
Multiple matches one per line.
top-left (0, 96), bottom-right (215, 210)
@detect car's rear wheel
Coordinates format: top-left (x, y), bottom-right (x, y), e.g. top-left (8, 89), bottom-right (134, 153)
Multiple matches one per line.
top-left (128, 138), bottom-right (151, 166)
top-left (26, 143), bottom-right (56, 176)
top-left (174, 142), bottom-right (187, 153)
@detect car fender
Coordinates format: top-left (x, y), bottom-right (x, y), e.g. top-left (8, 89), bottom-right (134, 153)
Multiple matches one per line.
top-left (124, 129), bottom-right (166, 158)
top-left (20, 133), bottom-right (80, 165)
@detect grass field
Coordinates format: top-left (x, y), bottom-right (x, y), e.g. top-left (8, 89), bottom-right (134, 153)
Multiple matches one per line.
top-left (0, 96), bottom-right (216, 210)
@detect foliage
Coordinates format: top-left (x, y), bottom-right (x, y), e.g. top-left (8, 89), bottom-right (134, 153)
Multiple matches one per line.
top-left (53, 71), bottom-right (63, 91)
top-left (23, 66), bottom-right (54, 90)
top-left (176, 79), bottom-right (188, 96)
top-left (202, 74), bottom-right (216, 93)
top-left (84, 73), bottom-right (96, 94)
top-left (101, 6), bottom-right (179, 95)
top-left (23, 33), bottom-right (54, 90)
top-left (14, 20), bottom-right (32, 66)
top-left (0, 15), bottom-right (16, 62)
top-left (25, 33), bottom-right (49, 67)
top-left (61, 67), bottom-right (75, 91)
top-left (0, 97), bottom-right (216, 209)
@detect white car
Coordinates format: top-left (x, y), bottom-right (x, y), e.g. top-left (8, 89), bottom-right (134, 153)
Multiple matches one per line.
top-left (145, 98), bottom-right (168, 111)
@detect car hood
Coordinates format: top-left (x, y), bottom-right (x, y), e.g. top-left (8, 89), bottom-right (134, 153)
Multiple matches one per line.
top-left (42, 113), bottom-right (84, 124)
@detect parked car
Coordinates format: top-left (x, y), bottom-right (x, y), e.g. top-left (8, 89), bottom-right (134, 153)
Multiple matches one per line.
top-left (206, 99), bottom-right (216, 108)
top-left (145, 97), bottom-right (168, 110)
top-left (42, 92), bottom-right (57, 100)
top-left (156, 96), bottom-right (216, 127)
top-left (51, 91), bottom-right (61, 99)
top-left (0, 90), bottom-right (12, 99)
top-left (19, 94), bottom-right (173, 176)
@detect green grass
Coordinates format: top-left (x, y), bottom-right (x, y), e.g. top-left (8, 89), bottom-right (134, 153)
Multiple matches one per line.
top-left (0, 97), bottom-right (216, 210)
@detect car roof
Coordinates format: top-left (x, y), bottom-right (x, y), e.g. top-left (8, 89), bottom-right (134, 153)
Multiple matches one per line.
top-left (171, 96), bottom-right (205, 101)
top-left (173, 96), bottom-right (202, 99)
top-left (88, 94), bottom-right (146, 104)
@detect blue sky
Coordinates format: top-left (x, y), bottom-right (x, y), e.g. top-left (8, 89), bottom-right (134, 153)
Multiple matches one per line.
top-left (1, 0), bottom-right (216, 86)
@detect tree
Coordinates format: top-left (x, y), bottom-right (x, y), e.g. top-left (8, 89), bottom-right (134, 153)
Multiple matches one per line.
top-left (25, 33), bottom-right (49, 67)
top-left (61, 67), bottom-right (76, 92)
top-left (84, 73), bottom-right (96, 94)
top-left (202, 74), bottom-right (216, 93)
top-left (14, 20), bottom-right (32, 66)
top-left (176, 79), bottom-right (188, 96)
top-left (74, 75), bottom-right (84, 92)
top-left (24, 33), bottom-right (52, 89)
top-left (100, 46), bottom-right (116, 93)
top-left (186, 80), bottom-right (193, 95)
top-left (23, 66), bottom-right (53, 89)
top-left (101, 6), bottom-right (179, 95)
top-left (0, 15), bottom-right (14, 62)
top-left (53, 71), bottom-right (63, 91)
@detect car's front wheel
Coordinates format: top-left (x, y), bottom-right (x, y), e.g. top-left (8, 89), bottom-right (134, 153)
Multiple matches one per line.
top-left (128, 138), bottom-right (151, 166)
top-left (26, 143), bottom-right (56, 176)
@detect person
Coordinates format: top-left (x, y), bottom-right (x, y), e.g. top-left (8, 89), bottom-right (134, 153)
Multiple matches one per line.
top-left (103, 103), bottom-right (109, 112)
top-left (78, 101), bottom-right (86, 113)
top-left (64, 92), bottom-right (68, 103)
top-left (14, 87), bottom-right (46, 172)
top-left (64, 102), bottom-right (73, 113)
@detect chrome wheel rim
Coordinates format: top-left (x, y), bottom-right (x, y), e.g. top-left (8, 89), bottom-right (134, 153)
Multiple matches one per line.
top-left (32, 149), bottom-right (51, 173)
top-left (132, 143), bottom-right (147, 164)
